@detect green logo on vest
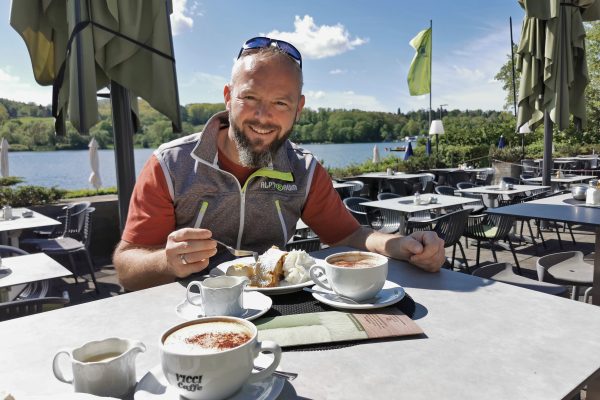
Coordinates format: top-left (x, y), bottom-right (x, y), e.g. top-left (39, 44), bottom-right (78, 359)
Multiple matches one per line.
top-left (260, 181), bottom-right (298, 192)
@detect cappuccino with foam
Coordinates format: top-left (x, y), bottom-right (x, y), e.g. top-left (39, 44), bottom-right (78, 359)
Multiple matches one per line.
top-left (163, 320), bottom-right (252, 355)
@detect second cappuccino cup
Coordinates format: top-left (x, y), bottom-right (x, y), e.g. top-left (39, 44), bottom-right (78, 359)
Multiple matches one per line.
top-left (309, 251), bottom-right (388, 301)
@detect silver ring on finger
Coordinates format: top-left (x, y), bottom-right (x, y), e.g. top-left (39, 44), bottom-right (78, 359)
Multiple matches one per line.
top-left (180, 253), bottom-right (188, 265)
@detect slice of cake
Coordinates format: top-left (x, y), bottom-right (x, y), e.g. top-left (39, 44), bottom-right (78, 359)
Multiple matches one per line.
top-left (252, 247), bottom-right (287, 287)
top-left (225, 263), bottom-right (255, 278)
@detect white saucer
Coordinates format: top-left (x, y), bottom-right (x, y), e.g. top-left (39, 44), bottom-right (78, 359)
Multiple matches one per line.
top-left (134, 365), bottom-right (285, 400)
top-left (310, 280), bottom-right (405, 310)
top-left (176, 291), bottom-right (272, 321)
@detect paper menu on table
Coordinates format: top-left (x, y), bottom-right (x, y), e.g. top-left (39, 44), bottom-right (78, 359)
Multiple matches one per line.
top-left (255, 308), bottom-right (423, 347)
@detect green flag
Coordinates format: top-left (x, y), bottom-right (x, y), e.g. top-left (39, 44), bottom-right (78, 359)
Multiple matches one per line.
top-left (407, 28), bottom-right (432, 96)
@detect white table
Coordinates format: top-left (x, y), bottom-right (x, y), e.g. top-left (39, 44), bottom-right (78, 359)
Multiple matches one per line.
top-left (0, 208), bottom-right (61, 247)
top-left (458, 184), bottom-right (550, 207)
top-left (332, 182), bottom-right (354, 190)
top-left (0, 253), bottom-right (71, 301)
top-left (2, 247), bottom-right (600, 399)
top-left (523, 175), bottom-right (595, 190)
top-left (361, 194), bottom-right (478, 234)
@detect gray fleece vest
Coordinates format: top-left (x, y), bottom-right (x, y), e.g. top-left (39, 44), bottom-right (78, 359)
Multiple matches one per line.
top-left (154, 111), bottom-right (317, 265)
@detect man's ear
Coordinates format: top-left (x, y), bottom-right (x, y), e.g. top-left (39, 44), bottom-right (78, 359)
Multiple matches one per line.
top-left (296, 94), bottom-right (305, 121)
top-left (224, 84), bottom-right (232, 111)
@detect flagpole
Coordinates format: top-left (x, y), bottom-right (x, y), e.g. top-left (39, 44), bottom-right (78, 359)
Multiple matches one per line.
top-left (429, 19), bottom-right (432, 127)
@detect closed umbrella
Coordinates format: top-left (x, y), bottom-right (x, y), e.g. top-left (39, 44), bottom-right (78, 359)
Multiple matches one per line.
top-left (0, 138), bottom-right (9, 178)
top-left (372, 145), bottom-right (380, 164)
top-left (498, 135), bottom-right (506, 149)
top-left (403, 142), bottom-right (414, 161)
top-left (10, 0), bottom-right (181, 231)
top-left (515, 0), bottom-right (600, 187)
top-left (425, 137), bottom-right (432, 156)
top-left (88, 138), bottom-right (102, 190)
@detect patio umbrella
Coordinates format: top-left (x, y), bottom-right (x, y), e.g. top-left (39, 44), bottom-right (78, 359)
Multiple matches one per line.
top-left (372, 145), bottom-right (380, 164)
top-left (0, 138), bottom-right (9, 178)
top-left (403, 141), bottom-right (414, 161)
top-left (88, 137), bottom-right (102, 190)
top-left (425, 137), bottom-right (432, 156)
top-left (498, 135), bottom-right (506, 149)
top-left (10, 0), bottom-right (181, 231)
top-left (515, 0), bottom-right (600, 186)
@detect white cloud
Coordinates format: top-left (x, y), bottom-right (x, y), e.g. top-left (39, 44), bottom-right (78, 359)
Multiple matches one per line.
top-left (178, 71), bottom-right (228, 104)
top-left (0, 67), bottom-right (51, 105)
top-left (170, 0), bottom-right (198, 36)
top-left (263, 15), bottom-right (368, 60)
top-left (304, 89), bottom-right (388, 111)
top-left (329, 69), bottom-right (346, 75)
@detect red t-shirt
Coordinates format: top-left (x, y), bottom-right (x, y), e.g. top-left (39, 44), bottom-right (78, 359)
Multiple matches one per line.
top-left (122, 151), bottom-right (359, 246)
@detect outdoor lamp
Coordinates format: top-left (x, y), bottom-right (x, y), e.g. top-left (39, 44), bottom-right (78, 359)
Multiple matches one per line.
top-left (429, 119), bottom-right (445, 155)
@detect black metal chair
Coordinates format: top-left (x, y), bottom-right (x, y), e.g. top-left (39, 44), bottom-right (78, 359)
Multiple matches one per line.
top-left (418, 173), bottom-right (437, 193)
top-left (475, 168), bottom-right (494, 186)
top-left (388, 180), bottom-right (410, 196)
top-left (501, 176), bottom-right (520, 185)
top-left (343, 197), bottom-right (371, 226)
top-left (435, 185), bottom-right (456, 196)
top-left (377, 192), bottom-right (401, 201)
top-left (464, 213), bottom-right (521, 272)
top-left (341, 180), bottom-right (365, 198)
top-left (460, 192), bottom-right (487, 214)
top-left (32, 201), bottom-right (91, 239)
top-left (429, 209), bottom-right (472, 273)
top-left (447, 171), bottom-right (471, 187)
top-left (0, 291), bottom-right (69, 321)
top-left (285, 237), bottom-right (322, 252)
top-left (22, 207), bottom-right (99, 293)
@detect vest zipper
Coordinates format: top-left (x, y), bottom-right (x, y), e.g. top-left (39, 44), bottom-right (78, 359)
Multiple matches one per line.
top-left (193, 201), bottom-right (209, 228)
top-left (274, 199), bottom-right (288, 244)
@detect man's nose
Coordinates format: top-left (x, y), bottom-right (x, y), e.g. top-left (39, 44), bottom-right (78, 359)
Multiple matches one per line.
top-left (254, 101), bottom-right (272, 119)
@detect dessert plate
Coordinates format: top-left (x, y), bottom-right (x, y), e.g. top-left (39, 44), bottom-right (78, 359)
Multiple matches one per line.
top-left (211, 257), bottom-right (325, 295)
top-left (176, 291), bottom-right (272, 321)
top-left (309, 280), bottom-right (405, 310)
top-left (134, 365), bottom-right (285, 400)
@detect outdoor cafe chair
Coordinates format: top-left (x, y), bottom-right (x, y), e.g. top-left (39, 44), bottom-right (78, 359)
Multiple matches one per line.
top-left (429, 209), bottom-right (472, 273)
top-left (464, 213), bottom-right (521, 272)
top-left (472, 262), bottom-right (567, 296)
top-left (0, 291), bottom-right (69, 322)
top-left (447, 170), bottom-right (472, 188)
top-left (377, 192), bottom-right (401, 201)
top-left (434, 185), bottom-right (456, 196)
top-left (32, 201), bottom-right (91, 239)
top-left (0, 245), bottom-right (49, 300)
top-left (536, 251), bottom-right (592, 301)
top-left (418, 173), bottom-right (437, 193)
top-left (286, 237), bottom-right (322, 252)
top-left (501, 176), bottom-right (520, 185)
top-left (475, 168), bottom-right (494, 186)
top-left (22, 207), bottom-right (99, 293)
top-left (388, 180), bottom-right (410, 196)
top-left (341, 180), bottom-right (364, 198)
top-left (343, 197), bottom-right (371, 226)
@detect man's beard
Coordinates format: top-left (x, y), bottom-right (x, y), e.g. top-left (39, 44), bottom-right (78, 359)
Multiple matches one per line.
top-left (230, 119), bottom-right (292, 168)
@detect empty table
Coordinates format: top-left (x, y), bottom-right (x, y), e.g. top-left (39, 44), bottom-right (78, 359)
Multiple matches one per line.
top-left (0, 208), bottom-right (61, 247)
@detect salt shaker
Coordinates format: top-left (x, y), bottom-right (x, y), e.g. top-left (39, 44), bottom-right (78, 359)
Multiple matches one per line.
top-left (413, 191), bottom-right (421, 205)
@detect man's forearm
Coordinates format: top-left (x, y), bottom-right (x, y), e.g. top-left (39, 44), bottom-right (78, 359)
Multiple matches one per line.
top-left (113, 241), bottom-right (175, 291)
top-left (334, 226), bottom-right (407, 259)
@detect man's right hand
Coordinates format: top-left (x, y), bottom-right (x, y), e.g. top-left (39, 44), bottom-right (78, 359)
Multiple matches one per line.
top-left (165, 228), bottom-right (218, 278)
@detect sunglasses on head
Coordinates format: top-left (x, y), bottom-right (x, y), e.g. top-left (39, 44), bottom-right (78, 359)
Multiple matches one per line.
top-left (237, 36), bottom-right (302, 69)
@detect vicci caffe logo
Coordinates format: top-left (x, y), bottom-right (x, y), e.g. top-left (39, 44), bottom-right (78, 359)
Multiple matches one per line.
top-left (175, 373), bottom-right (203, 392)
top-left (260, 181), bottom-right (298, 192)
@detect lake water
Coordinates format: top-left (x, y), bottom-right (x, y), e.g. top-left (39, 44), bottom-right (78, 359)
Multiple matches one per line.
top-left (9, 140), bottom-right (413, 190)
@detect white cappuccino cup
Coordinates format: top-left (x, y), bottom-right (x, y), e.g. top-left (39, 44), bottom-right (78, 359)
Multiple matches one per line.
top-left (160, 316), bottom-right (281, 400)
top-left (309, 251), bottom-right (388, 301)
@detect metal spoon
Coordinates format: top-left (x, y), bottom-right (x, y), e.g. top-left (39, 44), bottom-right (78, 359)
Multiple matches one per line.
top-left (303, 287), bottom-right (362, 304)
top-left (254, 365), bottom-right (298, 381)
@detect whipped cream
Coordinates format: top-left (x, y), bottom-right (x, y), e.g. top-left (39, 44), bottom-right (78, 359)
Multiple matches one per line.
top-left (282, 250), bottom-right (315, 284)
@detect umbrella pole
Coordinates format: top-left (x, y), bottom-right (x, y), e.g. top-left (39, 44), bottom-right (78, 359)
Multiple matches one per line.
top-left (542, 111), bottom-right (552, 188)
top-left (110, 80), bottom-right (137, 233)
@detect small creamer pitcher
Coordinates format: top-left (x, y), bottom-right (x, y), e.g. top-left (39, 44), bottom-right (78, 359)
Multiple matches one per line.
top-left (53, 337), bottom-right (146, 398)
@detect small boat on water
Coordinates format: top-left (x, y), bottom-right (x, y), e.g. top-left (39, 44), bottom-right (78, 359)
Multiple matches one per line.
top-left (385, 146), bottom-right (406, 152)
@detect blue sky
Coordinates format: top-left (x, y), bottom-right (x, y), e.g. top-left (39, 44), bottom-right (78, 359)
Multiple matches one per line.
top-left (1, 0), bottom-right (526, 113)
